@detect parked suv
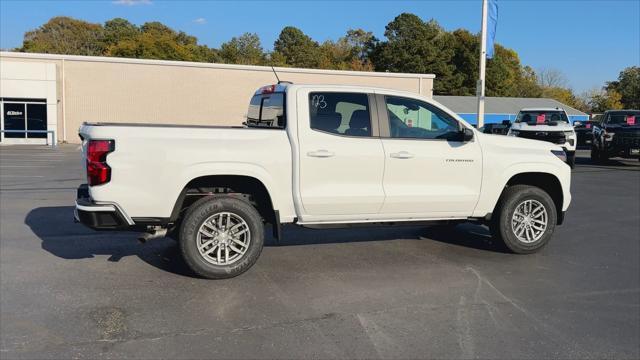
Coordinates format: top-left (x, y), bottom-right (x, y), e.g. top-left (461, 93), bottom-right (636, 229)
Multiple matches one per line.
top-left (507, 108), bottom-right (577, 168)
top-left (573, 120), bottom-right (596, 148)
top-left (480, 120), bottom-right (511, 135)
top-left (75, 84), bottom-right (572, 279)
top-left (591, 110), bottom-right (640, 162)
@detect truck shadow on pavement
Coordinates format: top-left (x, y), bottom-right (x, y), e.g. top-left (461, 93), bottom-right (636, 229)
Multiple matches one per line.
top-left (26, 206), bottom-right (507, 277)
top-left (275, 223), bottom-right (507, 253)
top-left (574, 156), bottom-right (640, 171)
top-left (25, 206), bottom-right (195, 277)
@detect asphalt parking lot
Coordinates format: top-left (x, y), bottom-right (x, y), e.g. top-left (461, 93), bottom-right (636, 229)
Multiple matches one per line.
top-left (1, 144), bottom-right (639, 359)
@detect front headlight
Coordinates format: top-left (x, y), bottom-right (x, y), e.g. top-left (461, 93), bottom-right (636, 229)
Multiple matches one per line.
top-left (508, 130), bottom-right (519, 137)
top-left (604, 131), bottom-right (614, 141)
top-left (551, 149), bottom-right (567, 162)
top-left (564, 130), bottom-right (576, 138)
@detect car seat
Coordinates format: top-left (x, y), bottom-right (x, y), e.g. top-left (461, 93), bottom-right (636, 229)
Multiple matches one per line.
top-left (344, 110), bottom-right (371, 136)
top-left (312, 112), bottom-right (342, 134)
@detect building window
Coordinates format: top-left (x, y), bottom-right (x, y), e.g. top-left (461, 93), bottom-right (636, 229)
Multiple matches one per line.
top-left (3, 103), bottom-right (26, 138)
top-left (1, 99), bottom-right (47, 140)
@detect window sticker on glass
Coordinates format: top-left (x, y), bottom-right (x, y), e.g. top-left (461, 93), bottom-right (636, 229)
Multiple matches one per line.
top-left (536, 114), bottom-right (546, 124)
top-left (627, 115), bottom-right (636, 125)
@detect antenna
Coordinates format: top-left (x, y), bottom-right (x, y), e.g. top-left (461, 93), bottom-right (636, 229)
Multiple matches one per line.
top-left (271, 66), bottom-right (281, 83)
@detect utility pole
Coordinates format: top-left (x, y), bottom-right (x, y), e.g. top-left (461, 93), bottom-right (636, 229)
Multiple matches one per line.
top-left (477, 0), bottom-right (488, 129)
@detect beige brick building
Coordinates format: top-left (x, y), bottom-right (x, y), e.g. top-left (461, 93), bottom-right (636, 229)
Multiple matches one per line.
top-left (0, 52), bottom-right (435, 145)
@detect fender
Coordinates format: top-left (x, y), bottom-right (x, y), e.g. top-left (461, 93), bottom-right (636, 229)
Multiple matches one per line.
top-left (472, 161), bottom-right (569, 217)
top-left (169, 161), bottom-right (296, 222)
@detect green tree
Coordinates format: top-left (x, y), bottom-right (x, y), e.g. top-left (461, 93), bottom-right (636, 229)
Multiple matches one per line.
top-left (606, 67), bottom-right (640, 109)
top-left (273, 26), bottom-right (320, 68)
top-left (103, 18), bottom-right (139, 47)
top-left (541, 86), bottom-right (588, 112)
top-left (370, 14), bottom-right (461, 94)
top-left (21, 16), bottom-right (106, 56)
top-left (450, 29), bottom-right (478, 96)
top-left (318, 40), bottom-right (352, 70)
top-left (587, 88), bottom-right (624, 113)
top-left (108, 21), bottom-right (214, 62)
top-left (517, 66), bottom-right (544, 98)
top-left (486, 45), bottom-right (533, 97)
top-left (265, 51), bottom-right (288, 67)
top-left (219, 33), bottom-right (265, 65)
top-left (317, 29), bottom-right (375, 71)
top-left (343, 29), bottom-right (376, 67)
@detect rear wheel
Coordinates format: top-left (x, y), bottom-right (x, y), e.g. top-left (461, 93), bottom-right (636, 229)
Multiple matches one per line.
top-left (179, 196), bottom-right (264, 279)
top-left (490, 185), bottom-right (557, 254)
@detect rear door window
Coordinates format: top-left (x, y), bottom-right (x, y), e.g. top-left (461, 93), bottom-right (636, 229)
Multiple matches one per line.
top-left (309, 92), bottom-right (372, 137)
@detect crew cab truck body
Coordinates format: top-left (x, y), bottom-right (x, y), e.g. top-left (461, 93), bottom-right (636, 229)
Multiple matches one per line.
top-left (76, 84), bottom-right (572, 279)
top-left (591, 110), bottom-right (640, 162)
top-left (507, 108), bottom-right (577, 168)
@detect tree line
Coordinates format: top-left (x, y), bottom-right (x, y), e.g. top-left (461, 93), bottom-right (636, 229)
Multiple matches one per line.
top-left (17, 14), bottom-right (639, 112)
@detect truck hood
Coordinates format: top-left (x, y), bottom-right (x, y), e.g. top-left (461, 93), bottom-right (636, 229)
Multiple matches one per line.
top-left (510, 122), bottom-right (574, 132)
top-left (478, 131), bottom-right (562, 152)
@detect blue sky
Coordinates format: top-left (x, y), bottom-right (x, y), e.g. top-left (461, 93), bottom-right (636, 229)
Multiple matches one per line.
top-left (1, 0), bottom-right (638, 93)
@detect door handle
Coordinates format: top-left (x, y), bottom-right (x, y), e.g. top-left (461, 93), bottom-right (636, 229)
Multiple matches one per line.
top-left (307, 149), bottom-right (335, 158)
top-left (390, 151), bottom-right (414, 159)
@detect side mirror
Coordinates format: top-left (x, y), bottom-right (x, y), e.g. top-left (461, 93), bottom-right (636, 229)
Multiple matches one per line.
top-left (501, 120), bottom-right (511, 126)
top-left (461, 127), bottom-right (474, 142)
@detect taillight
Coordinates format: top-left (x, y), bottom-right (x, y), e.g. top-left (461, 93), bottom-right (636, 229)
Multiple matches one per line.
top-left (86, 140), bottom-right (114, 186)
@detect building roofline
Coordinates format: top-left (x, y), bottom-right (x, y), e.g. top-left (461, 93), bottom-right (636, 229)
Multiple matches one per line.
top-left (0, 51), bottom-right (436, 79)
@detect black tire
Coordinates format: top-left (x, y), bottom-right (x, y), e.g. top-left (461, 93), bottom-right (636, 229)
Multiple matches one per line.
top-left (490, 185), bottom-right (557, 254)
top-left (590, 145), bottom-right (600, 163)
top-left (567, 152), bottom-right (575, 169)
top-left (179, 196), bottom-right (264, 279)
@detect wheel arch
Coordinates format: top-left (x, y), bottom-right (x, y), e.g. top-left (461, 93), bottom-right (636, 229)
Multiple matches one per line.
top-left (170, 174), bottom-right (278, 232)
top-left (496, 172), bottom-right (564, 224)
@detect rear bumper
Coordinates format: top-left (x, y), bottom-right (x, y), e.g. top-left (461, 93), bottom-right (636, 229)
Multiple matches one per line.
top-left (75, 184), bottom-right (133, 230)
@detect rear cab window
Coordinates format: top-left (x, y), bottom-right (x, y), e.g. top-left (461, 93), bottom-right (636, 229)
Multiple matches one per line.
top-left (246, 88), bottom-right (286, 129)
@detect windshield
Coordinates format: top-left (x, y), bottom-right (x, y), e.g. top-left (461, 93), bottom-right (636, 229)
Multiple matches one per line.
top-left (516, 111), bottom-right (569, 125)
top-left (607, 112), bottom-right (640, 125)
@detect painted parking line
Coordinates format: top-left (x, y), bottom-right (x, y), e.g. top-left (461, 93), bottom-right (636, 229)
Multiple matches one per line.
top-left (0, 153), bottom-right (68, 156)
top-left (0, 175), bottom-right (45, 178)
top-left (0, 159), bottom-right (64, 162)
top-left (1, 165), bottom-right (56, 168)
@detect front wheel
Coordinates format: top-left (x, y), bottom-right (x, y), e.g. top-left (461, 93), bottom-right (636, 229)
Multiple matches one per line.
top-left (591, 145), bottom-right (602, 163)
top-left (490, 185), bottom-right (557, 254)
top-left (179, 196), bottom-right (264, 279)
top-left (566, 152), bottom-right (575, 169)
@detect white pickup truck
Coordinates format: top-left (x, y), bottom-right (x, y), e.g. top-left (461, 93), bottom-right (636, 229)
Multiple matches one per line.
top-left (76, 83), bottom-right (571, 279)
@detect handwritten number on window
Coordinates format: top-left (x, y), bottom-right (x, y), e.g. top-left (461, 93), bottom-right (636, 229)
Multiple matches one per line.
top-left (311, 95), bottom-right (327, 109)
